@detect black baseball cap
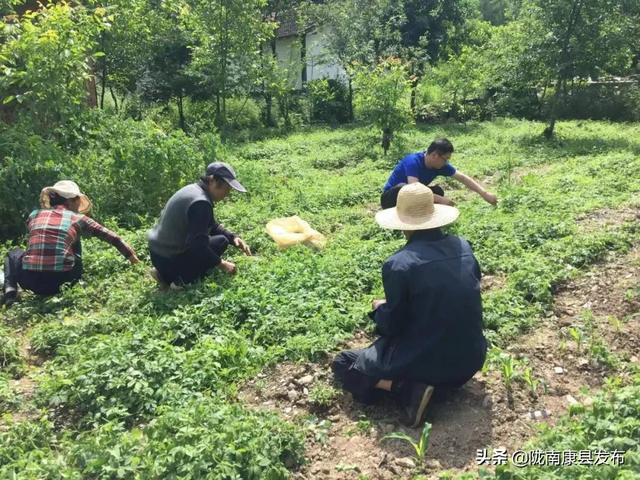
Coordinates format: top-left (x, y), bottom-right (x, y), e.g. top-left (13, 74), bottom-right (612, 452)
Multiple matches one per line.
top-left (205, 162), bottom-right (247, 193)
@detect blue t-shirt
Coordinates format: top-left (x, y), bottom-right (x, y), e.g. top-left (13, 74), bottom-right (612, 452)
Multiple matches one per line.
top-left (383, 152), bottom-right (456, 191)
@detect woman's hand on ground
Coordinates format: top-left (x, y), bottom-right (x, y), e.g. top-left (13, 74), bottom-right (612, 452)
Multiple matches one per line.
top-left (234, 237), bottom-right (252, 256)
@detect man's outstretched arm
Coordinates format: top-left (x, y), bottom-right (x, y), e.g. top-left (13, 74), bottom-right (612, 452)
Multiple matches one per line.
top-left (452, 171), bottom-right (497, 205)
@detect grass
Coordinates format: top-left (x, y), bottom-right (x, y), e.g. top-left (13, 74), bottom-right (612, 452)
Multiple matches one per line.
top-left (1, 118), bottom-right (639, 477)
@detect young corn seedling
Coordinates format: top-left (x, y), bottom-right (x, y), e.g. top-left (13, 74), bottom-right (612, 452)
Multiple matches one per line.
top-left (383, 422), bottom-right (432, 466)
top-left (499, 354), bottom-right (517, 392)
top-left (567, 327), bottom-right (584, 354)
top-left (522, 366), bottom-right (540, 399)
top-left (607, 315), bottom-right (623, 334)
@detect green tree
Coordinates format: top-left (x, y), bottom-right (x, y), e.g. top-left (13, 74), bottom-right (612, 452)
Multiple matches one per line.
top-left (353, 57), bottom-right (412, 154)
top-left (375, 0), bottom-right (480, 117)
top-left (260, 0), bottom-right (298, 127)
top-left (0, 2), bottom-right (109, 133)
top-left (188, 0), bottom-right (274, 129)
top-left (305, 0), bottom-right (405, 121)
top-left (519, 0), bottom-right (640, 137)
top-left (89, 0), bottom-right (152, 111)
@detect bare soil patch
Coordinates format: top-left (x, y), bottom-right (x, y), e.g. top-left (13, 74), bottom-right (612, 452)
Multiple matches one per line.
top-left (575, 205), bottom-right (640, 233)
top-left (240, 247), bottom-right (639, 479)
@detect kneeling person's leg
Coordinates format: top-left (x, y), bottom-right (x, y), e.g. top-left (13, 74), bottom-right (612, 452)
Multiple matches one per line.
top-left (332, 349), bottom-right (382, 404)
top-left (3, 249), bottom-right (24, 295)
top-left (209, 235), bottom-right (230, 256)
top-left (380, 183), bottom-right (406, 209)
top-left (428, 184), bottom-right (444, 197)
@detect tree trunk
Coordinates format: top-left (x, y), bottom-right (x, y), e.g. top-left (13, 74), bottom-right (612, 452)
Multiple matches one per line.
top-left (99, 33), bottom-right (107, 109)
top-left (177, 93), bottom-right (186, 132)
top-left (100, 62), bottom-right (107, 110)
top-left (215, 94), bottom-right (222, 127)
top-left (261, 41), bottom-right (276, 127)
top-left (109, 86), bottom-right (119, 113)
top-left (300, 31), bottom-right (307, 86)
top-left (347, 76), bottom-right (354, 121)
top-left (86, 59), bottom-right (98, 108)
top-left (381, 128), bottom-right (393, 154)
top-left (543, 0), bottom-right (584, 138)
top-left (410, 77), bottom-right (419, 119)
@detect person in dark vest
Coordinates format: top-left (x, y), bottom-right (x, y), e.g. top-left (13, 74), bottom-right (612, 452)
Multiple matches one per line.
top-left (333, 183), bottom-right (487, 427)
top-left (2, 180), bottom-right (139, 307)
top-left (380, 138), bottom-right (498, 209)
top-left (147, 162), bottom-right (252, 289)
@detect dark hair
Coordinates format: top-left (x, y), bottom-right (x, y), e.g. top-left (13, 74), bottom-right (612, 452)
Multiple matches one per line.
top-left (49, 192), bottom-right (68, 207)
top-left (200, 174), bottom-right (226, 186)
top-left (426, 138), bottom-right (454, 155)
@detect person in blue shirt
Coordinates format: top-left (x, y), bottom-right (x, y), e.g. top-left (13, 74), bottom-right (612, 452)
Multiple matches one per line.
top-left (381, 138), bottom-right (498, 208)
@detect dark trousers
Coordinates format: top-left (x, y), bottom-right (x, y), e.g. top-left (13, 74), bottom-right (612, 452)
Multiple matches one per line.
top-left (150, 235), bottom-right (229, 285)
top-left (3, 248), bottom-right (83, 296)
top-left (380, 183), bottom-right (445, 209)
top-left (332, 349), bottom-right (383, 404)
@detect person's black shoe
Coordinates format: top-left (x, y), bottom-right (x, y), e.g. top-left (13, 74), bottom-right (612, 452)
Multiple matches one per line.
top-left (2, 289), bottom-right (17, 308)
top-left (402, 382), bottom-right (434, 428)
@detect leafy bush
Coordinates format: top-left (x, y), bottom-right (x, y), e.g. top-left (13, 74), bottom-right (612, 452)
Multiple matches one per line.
top-left (307, 79), bottom-right (351, 125)
top-left (224, 97), bottom-right (263, 131)
top-left (490, 378), bottom-right (640, 479)
top-left (353, 58), bottom-right (412, 153)
top-left (0, 324), bottom-right (23, 377)
top-left (0, 113), bottom-right (217, 237)
top-left (0, 123), bottom-right (69, 238)
top-left (0, 3), bottom-right (108, 133)
top-left (558, 84), bottom-right (640, 122)
top-left (37, 329), bottom-right (256, 426)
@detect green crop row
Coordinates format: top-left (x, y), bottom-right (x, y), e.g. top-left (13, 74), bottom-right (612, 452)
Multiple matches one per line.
top-left (1, 119), bottom-right (639, 477)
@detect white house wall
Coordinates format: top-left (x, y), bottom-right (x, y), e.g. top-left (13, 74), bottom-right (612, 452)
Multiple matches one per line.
top-left (271, 25), bottom-right (348, 89)
top-left (306, 25), bottom-right (348, 84)
top-left (274, 36), bottom-right (303, 89)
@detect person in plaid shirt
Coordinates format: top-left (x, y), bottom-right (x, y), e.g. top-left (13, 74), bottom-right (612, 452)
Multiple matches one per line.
top-left (2, 181), bottom-right (139, 307)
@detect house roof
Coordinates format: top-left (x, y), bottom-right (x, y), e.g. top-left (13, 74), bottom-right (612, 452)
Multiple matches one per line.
top-left (276, 15), bottom-right (298, 38)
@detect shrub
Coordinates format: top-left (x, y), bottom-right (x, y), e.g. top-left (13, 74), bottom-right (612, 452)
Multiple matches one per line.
top-left (0, 123), bottom-right (69, 238)
top-left (0, 3), bottom-right (108, 133)
top-left (0, 113), bottom-right (217, 239)
top-left (353, 58), bottom-right (412, 154)
top-left (0, 324), bottom-right (24, 377)
top-left (307, 79), bottom-right (351, 125)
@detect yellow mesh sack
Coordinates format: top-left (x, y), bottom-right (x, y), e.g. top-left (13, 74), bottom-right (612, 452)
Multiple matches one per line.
top-left (265, 216), bottom-right (326, 250)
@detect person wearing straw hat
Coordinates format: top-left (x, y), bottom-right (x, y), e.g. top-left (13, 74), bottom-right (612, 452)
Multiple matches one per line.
top-left (147, 162), bottom-right (252, 289)
top-left (380, 138), bottom-right (498, 209)
top-left (2, 181), bottom-right (139, 307)
top-left (332, 183), bottom-right (487, 427)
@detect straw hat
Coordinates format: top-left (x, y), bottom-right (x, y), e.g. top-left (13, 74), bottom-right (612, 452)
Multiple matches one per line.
top-left (375, 183), bottom-right (459, 230)
top-left (40, 180), bottom-right (92, 214)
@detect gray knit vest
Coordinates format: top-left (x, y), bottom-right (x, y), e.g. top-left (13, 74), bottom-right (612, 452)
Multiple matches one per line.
top-left (147, 183), bottom-right (212, 258)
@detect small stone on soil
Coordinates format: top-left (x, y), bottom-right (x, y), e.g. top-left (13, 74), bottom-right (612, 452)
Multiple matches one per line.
top-left (395, 457), bottom-right (416, 469)
top-left (297, 375), bottom-right (314, 386)
top-left (553, 366), bottom-right (564, 374)
top-left (565, 395), bottom-right (579, 405)
top-left (287, 390), bottom-right (299, 402)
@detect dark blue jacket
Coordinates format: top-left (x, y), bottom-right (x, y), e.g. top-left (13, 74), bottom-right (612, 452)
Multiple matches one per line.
top-left (354, 229), bottom-right (487, 386)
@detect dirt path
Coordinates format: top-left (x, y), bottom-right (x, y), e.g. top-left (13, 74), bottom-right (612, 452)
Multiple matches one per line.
top-left (1, 332), bottom-right (43, 427)
top-left (239, 246), bottom-right (639, 479)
